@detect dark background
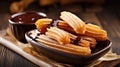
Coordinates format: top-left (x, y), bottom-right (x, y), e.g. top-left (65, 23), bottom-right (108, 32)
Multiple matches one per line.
top-left (0, 0), bottom-right (120, 67)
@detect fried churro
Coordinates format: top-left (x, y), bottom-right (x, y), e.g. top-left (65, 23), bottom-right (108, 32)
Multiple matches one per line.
top-left (85, 23), bottom-right (107, 41)
top-left (34, 11), bottom-right (108, 56)
top-left (58, 21), bottom-right (107, 41)
top-left (36, 34), bottom-right (91, 56)
top-left (35, 18), bottom-right (52, 34)
top-left (46, 27), bottom-right (70, 45)
top-left (60, 11), bottom-right (86, 34)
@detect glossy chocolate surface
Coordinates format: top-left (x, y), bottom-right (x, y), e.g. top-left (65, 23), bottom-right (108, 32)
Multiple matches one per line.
top-left (10, 12), bottom-right (46, 24)
top-left (9, 12), bottom-right (47, 43)
top-left (40, 19), bottom-right (60, 34)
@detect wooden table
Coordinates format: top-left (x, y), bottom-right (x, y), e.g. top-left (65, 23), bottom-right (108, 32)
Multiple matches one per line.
top-left (0, 1), bottom-right (120, 67)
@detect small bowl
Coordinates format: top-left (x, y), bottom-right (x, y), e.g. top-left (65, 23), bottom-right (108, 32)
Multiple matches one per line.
top-left (9, 11), bottom-right (47, 43)
top-left (25, 29), bottom-right (112, 66)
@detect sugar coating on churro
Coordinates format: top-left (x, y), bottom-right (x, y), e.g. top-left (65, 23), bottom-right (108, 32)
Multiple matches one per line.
top-left (60, 11), bottom-right (86, 34)
top-left (46, 27), bottom-right (70, 45)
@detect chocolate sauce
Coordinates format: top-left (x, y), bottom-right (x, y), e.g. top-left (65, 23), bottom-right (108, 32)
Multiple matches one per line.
top-left (40, 19), bottom-right (60, 34)
top-left (51, 20), bottom-right (60, 26)
top-left (40, 25), bottom-right (49, 34)
top-left (37, 33), bottom-right (40, 36)
top-left (29, 30), bottom-right (41, 41)
top-left (48, 20), bottom-right (60, 28)
top-left (73, 36), bottom-right (81, 45)
top-left (39, 19), bottom-right (82, 44)
top-left (11, 12), bottom-right (46, 24)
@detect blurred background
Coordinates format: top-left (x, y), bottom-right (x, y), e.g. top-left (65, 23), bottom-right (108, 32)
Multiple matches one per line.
top-left (0, 0), bottom-right (120, 29)
top-left (1, 0), bottom-right (120, 45)
top-left (0, 0), bottom-right (120, 67)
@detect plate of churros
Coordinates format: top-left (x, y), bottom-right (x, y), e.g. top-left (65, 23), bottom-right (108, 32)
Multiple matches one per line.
top-left (25, 11), bottom-right (112, 65)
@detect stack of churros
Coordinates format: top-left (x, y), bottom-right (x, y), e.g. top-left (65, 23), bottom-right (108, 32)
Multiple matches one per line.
top-left (34, 11), bottom-right (108, 56)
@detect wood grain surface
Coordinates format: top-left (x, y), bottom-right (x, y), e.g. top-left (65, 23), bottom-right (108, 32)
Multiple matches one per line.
top-left (0, 1), bottom-right (120, 67)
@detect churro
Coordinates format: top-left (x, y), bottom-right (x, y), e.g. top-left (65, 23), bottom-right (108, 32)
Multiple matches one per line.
top-left (46, 27), bottom-right (70, 45)
top-left (60, 11), bottom-right (86, 34)
top-left (34, 11), bottom-right (108, 56)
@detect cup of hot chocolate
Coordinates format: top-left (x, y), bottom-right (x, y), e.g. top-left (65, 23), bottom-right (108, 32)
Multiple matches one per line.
top-left (9, 11), bottom-right (47, 43)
